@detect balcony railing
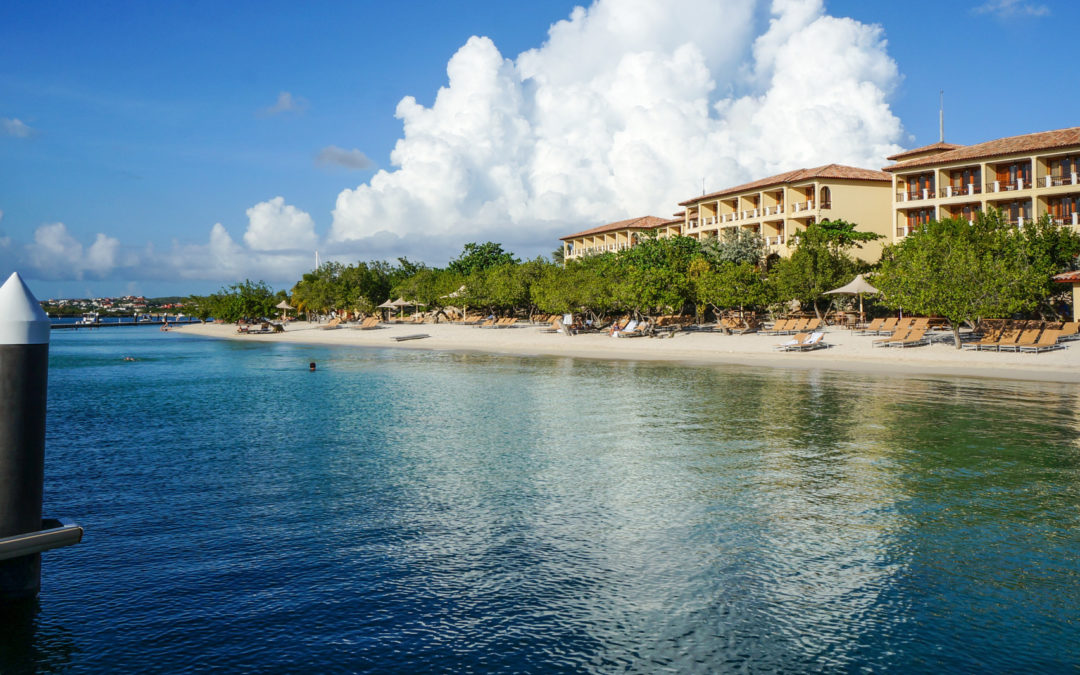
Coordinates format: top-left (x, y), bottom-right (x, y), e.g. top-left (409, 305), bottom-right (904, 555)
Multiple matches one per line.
top-left (1047, 173), bottom-right (1079, 187)
top-left (938, 184), bottom-right (982, 198)
top-left (765, 235), bottom-right (785, 246)
top-left (897, 189), bottom-right (932, 202)
top-left (1052, 213), bottom-right (1080, 226)
top-left (820, 201), bottom-right (831, 209)
top-left (990, 179), bottom-right (1027, 193)
top-left (791, 200), bottom-right (815, 212)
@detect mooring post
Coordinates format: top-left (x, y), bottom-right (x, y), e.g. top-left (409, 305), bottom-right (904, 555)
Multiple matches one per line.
top-left (0, 272), bottom-right (80, 600)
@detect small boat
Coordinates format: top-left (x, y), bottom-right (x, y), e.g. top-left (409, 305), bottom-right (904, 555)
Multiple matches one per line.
top-left (78, 312), bottom-right (99, 325)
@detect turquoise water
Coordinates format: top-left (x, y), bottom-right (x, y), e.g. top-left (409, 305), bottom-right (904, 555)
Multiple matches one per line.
top-left (2, 326), bottom-right (1078, 672)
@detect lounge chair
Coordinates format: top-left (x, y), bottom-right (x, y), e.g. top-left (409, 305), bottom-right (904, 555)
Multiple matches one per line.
top-left (990, 328), bottom-right (1022, 351)
top-left (891, 328), bottom-right (928, 348)
top-left (322, 317), bottom-right (342, 330)
top-left (354, 317), bottom-right (380, 330)
top-left (962, 327), bottom-right (1003, 351)
top-left (781, 332), bottom-right (827, 351)
top-left (999, 328), bottom-right (1041, 352)
top-left (1019, 329), bottom-right (1063, 353)
top-left (873, 327), bottom-right (909, 347)
top-left (613, 319), bottom-right (639, 337)
top-left (804, 318), bottom-right (822, 331)
top-left (1059, 322), bottom-right (1079, 341)
top-left (856, 317), bottom-right (884, 335)
top-left (875, 317), bottom-right (898, 335)
top-left (767, 318), bottom-right (792, 335)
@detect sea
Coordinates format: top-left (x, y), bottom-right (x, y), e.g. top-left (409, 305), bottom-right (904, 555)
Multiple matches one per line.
top-left (2, 325), bottom-right (1078, 673)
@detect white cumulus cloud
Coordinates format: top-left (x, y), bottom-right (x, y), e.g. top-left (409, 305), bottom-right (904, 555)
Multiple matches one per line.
top-left (25, 223), bottom-right (122, 280)
top-left (316, 145), bottom-right (376, 170)
top-left (243, 196), bottom-right (318, 252)
top-left (973, 0), bottom-right (1050, 17)
top-left (328, 0), bottom-right (904, 261)
top-left (260, 91), bottom-right (308, 116)
top-left (2, 118), bottom-right (36, 138)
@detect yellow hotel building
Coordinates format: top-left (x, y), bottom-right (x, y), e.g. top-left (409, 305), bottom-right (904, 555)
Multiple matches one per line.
top-left (560, 215), bottom-right (679, 261)
top-left (884, 126), bottom-right (1080, 240)
top-left (666, 164), bottom-right (893, 261)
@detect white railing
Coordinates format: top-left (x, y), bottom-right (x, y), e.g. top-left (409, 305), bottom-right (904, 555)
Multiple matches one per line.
top-left (765, 235), bottom-right (785, 246)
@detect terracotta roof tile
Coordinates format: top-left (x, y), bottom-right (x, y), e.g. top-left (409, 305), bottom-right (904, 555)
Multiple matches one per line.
top-left (884, 126), bottom-right (1080, 172)
top-left (885, 142), bottom-right (963, 161)
top-left (560, 215), bottom-right (669, 240)
top-left (1053, 270), bottom-right (1080, 283)
top-left (680, 164), bottom-right (891, 206)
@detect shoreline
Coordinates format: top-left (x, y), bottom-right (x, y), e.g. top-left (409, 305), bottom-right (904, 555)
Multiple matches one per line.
top-left (170, 321), bottom-right (1080, 384)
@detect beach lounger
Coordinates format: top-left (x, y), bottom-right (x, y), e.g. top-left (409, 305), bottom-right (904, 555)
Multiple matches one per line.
top-left (613, 319), bottom-right (639, 337)
top-left (321, 317), bottom-right (342, 330)
top-left (999, 328), bottom-right (1041, 352)
top-left (780, 332), bottom-right (827, 351)
top-left (804, 318), bottom-right (822, 331)
top-left (1019, 329), bottom-right (1063, 353)
top-left (990, 328), bottom-right (1022, 352)
top-left (962, 328), bottom-right (1002, 351)
top-left (873, 328), bottom-right (909, 347)
top-left (875, 318), bottom-right (898, 335)
top-left (774, 332), bottom-right (809, 350)
top-left (1059, 322), bottom-right (1079, 341)
top-left (856, 318), bottom-right (884, 335)
top-left (891, 328), bottom-right (928, 348)
top-left (766, 319), bottom-right (791, 335)
top-left (354, 317), bottom-right (380, 330)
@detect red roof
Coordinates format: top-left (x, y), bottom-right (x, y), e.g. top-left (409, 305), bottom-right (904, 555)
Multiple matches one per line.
top-left (680, 164), bottom-right (890, 206)
top-left (884, 126), bottom-right (1080, 172)
top-left (560, 215), bottom-right (669, 241)
top-left (885, 142), bottom-right (963, 162)
top-left (1052, 270), bottom-right (1080, 283)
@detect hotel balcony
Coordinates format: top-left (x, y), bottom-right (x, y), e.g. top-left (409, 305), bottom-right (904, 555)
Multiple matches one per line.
top-left (988, 178), bottom-right (1029, 193)
top-left (790, 199), bottom-right (815, 212)
top-left (896, 189), bottom-right (932, 202)
top-left (1044, 173), bottom-right (1079, 188)
top-left (1053, 213), bottom-right (1080, 227)
top-left (764, 234), bottom-right (786, 246)
top-left (937, 184), bottom-right (982, 198)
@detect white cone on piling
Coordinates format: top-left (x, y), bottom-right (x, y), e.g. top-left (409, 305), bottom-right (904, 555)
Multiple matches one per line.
top-left (0, 273), bottom-right (50, 345)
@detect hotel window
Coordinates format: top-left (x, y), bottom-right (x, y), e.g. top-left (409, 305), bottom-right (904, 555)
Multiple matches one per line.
top-left (906, 208), bottom-right (933, 228)
top-left (908, 173), bottom-right (934, 197)
top-left (996, 200), bottom-right (1032, 223)
top-left (819, 186), bottom-right (832, 208)
top-left (1049, 196), bottom-right (1077, 220)
top-left (1051, 156), bottom-right (1078, 184)
top-left (949, 167), bottom-right (981, 192)
top-left (995, 161), bottom-right (1031, 188)
top-left (957, 204), bottom-right (981, 221)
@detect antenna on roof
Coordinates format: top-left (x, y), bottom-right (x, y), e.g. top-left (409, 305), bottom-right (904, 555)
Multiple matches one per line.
top-left (939, 90), bottom-right (944, 143)
top-left (702, 176), bottom-right (705, 196)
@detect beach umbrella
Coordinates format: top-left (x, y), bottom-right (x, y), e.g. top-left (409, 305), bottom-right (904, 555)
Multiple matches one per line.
top-left (275, 299), bottom-right (294, 322)
top-left (825, 274), bottom-right (880, 323)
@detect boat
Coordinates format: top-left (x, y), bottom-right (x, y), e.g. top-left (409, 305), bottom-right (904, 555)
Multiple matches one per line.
top-left (77, 312), bottom-right (99, 325)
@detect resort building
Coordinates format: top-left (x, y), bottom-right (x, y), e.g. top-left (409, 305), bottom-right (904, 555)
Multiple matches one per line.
top-left (671, 164), bottom-right (893, 262)
top-left (883, 126), bottom-right (1080, 241)
top-left (560, 215), bottom-right (678, 261)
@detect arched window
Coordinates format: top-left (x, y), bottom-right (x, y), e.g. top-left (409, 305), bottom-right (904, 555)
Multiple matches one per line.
top-left (819, 186), bottom-right (832, 209)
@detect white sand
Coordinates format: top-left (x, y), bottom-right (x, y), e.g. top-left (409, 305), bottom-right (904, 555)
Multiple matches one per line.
top-left (171, 320), bottom-right (1080, 383)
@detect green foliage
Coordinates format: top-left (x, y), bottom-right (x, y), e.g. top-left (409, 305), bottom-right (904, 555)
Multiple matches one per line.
top-left (700, 228), bottom-right (766, 266)
top-left (875, 213), bottom-right (1044, 347)
top-left (205, 279), bottom-right (278, 322)
top-left (447, 242), bottom-right (519, 276)
top-left (391, 268), bottom-right (462, 309)
top-left (612, 234), bottom-right (701, 315)
top-left (290, 260), bottom-right (401, 315)
top-left (691, 258), bottom-right (770, 311)
top-left (1017, 212), bottom-right (1080, 317)
top-left (770, 222), bottom-right (861, 316)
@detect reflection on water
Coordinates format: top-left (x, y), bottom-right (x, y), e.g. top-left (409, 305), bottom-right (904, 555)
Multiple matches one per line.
top-left (7, 328), bottom-right (1079, 672)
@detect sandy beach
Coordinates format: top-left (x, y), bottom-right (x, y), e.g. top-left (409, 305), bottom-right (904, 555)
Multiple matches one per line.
top-left (170, 320), bottom-right (1080, 384)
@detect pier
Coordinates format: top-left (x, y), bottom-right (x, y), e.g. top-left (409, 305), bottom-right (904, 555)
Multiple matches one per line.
top-left (50, 317), bottom-right (203, 330)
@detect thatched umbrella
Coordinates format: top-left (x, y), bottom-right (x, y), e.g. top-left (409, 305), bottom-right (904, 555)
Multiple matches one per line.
top-left (275, 299), bottom-right (294, 323)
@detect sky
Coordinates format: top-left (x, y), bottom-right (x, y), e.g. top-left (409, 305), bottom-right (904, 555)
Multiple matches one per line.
top-left (1, 0), bottom-right (1074, 299)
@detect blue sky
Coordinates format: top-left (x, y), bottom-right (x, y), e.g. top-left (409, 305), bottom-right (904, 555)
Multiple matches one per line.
top-left (1, 0), bottom-right (1073, 298)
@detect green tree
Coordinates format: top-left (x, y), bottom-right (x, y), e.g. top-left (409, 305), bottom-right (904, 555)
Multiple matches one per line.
top-left (211, 280), bottom-right (278, 322)
top-left (769, 222), bottom-right (869, 318)
top-left (875, 214), bottom-right (1042, 348)
top-left (612, 233), bottom-right (701, 317)
top-left (691, 258), bottom-right (771, 317)
top-left (447, 242), bottom-right (519, 276)
top-left (700, 228), bottom-right (766, 266)
top-left (1017, 213), bottom-right (1080, 318)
